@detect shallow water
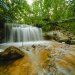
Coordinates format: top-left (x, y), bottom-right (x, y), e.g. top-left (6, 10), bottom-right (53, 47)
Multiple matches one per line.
top-left (0, 41), bottom-right (75, 75)
top-left (0, 41), bottom-right (51, 50)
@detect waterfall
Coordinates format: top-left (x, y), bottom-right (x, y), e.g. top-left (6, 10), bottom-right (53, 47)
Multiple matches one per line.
top-left (5, 24), bottom-right (43, 42)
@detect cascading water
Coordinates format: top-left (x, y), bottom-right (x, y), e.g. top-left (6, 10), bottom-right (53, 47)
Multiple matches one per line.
top-left (5, 24), bottom-right (43, 43)
top-left (0, 23), bottom-right (50, 49)
top-left (0, 23), bottom-right (75, 75)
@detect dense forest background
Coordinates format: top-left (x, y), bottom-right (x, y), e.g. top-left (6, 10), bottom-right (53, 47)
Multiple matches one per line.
top-left (0, 0), bottom-right (75, 33)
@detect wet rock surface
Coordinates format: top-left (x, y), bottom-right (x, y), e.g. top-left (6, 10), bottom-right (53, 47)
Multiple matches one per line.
top-left (44, 30), bottom-right (75, 45)
top-left (0, 42), bottom-right (75, 75)
top-left (44, 30), bottom-right (68, 41)
top-left (0, 46), bottom-right (24, 64)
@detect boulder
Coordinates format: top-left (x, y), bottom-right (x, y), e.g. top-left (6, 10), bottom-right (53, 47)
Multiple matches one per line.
top-left (0, 46), bottom-right (24, 61)
top-left (43, 30), bottom-right (68, 41)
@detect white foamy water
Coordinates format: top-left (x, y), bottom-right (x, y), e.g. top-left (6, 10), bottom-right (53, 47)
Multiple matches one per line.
top-left (0, 41), bottom-right (51, 50)
top-left (9, 26), bottom-right (43, 42)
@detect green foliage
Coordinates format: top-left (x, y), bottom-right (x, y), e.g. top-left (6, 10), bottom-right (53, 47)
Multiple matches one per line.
top-left (0, 0), bottom-right (75, 33)
top-left (59, 21), bottom-right (75, 34)
top-left (0, 0), bottom-right (32, 23)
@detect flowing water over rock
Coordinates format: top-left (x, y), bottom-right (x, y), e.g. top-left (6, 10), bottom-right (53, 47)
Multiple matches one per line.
top-left (0, 41), bottom-right (75, 75)
top-left (5, 24), bottom-right (43, 42)
top-left (0, 24), bottom-right (75, 75)
top-left (20, 42), bottom-right (75, 75)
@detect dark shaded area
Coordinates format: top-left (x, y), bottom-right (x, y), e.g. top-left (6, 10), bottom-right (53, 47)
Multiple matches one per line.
top-left (35, 24), bottom-right (43, 28)
top-left (0, 17), bottom-right (11, 43)
top-left (59, 39), bottom-right (75, 45)
top-left (0, 18), bottom-right (6, 43)
top-left (0, 46), bottom-right (24, 65)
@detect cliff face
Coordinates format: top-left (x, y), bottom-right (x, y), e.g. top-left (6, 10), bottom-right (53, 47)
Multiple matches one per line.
top-left (0, 42), bottom-right (75, 75)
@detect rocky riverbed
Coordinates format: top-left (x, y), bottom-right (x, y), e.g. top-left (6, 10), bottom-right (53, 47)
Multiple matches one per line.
top-left (0, 41), bottom-right (75, 75)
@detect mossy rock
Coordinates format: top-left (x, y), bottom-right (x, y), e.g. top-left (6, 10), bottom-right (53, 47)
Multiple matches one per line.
top-left (0, 46), bottom-right (25, 61)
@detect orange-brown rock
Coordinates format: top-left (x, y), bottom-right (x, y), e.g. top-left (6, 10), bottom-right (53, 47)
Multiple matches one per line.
top-left (0, 42), bottom-right (75, 75)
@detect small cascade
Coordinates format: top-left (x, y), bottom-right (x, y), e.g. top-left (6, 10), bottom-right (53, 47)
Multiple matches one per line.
top-left (5, 24), bottom-right (43, 42)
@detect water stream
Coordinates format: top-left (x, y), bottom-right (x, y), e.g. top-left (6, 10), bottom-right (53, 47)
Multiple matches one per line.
top-left (0, 24), bottom-right (75, 75)
top-left (4, 24), bottom-right (43, 43)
